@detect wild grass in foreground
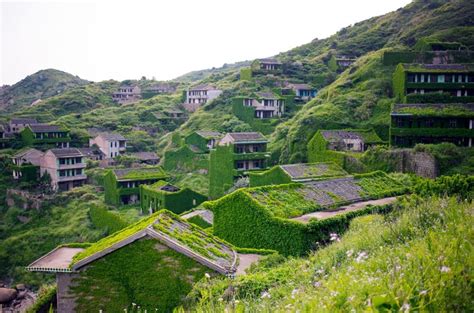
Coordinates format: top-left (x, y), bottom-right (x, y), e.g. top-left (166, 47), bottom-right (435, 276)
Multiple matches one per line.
top-left (184, 196), bottom-right (473, 312)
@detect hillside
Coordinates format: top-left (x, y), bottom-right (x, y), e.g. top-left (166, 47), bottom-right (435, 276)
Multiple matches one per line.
top-left (158, 0), bottom-right (474, 164)
top-left (173, 60), bottom-right (251, 83)
top-left (0, 69), bottom-right (89, 113)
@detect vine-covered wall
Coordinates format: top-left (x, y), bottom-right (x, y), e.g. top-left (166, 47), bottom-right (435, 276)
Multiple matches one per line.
top-left (140, 185), bottom-right (207, 214)
top-left (209, 144), bottom-right (235, 199)
top-left (248, 166), bottom-right (292, 187)
top-left (163, 145), bottom-right (209, 172)
top-left (103, 170), bottom-right (120, 205)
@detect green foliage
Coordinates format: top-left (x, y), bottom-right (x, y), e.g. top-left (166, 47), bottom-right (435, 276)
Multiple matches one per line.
top-left (307, 130), bottom-right (346, 166)
top-left (163, 145), bottom-right (209, 172)
top-left (89, 204), bottom-right (128, 234)
top-left (328, 55), bottom-right (338, 72)
top-left (71, 238), bottom-right (209, 313)
top-left (26, 285), bottom-right (56, 313)
top-left (413, 37), bottom-right (466, 52)
top-left (240, 68), bottom-right (252, 81)
top-left (354, 171), bottom-right (408, 198)
top-left (248, 166), bottom-right (292, 187)
top-left (209, 144), bottom-right (235, 199)
top-left (186, 215), bottom-right (212, 229)
top-left (406, 93), bottom-right (474, 104)
top-left (413, 174), bottom-right (473, 200)
top-left (140, 184), bottom-right (207, 215)
top-left (189, 196), bottom-right (473, 312)
top-left (103, 170), bottom-right (120, 205)
top-left (414, 143), bottom-right (472, 175)
top-left (184, 132), bottom-right (211, 152)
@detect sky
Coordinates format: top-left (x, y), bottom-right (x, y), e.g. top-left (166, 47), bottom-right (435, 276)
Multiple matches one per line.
top-left (0, 0), bottom-right (412, 85)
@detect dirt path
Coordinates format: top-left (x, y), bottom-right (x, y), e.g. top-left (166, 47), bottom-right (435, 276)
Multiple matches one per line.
top-left (236, 254), bottom-right (262, 275)
top-left (292, 197), bottom-right (398, 223)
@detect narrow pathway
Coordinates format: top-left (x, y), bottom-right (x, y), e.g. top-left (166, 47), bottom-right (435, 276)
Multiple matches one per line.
top-left (292, 196), bottom-right (398, 223)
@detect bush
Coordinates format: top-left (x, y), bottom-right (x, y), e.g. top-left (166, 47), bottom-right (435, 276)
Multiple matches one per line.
top-left (89, 205), bottom-right (128, 234)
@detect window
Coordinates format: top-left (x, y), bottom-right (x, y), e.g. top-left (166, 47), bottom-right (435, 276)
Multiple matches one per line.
top-left (425, 119), bottom-right (434, 127)
top-left (449, 119), bottom-right (457, 128)
top-left (437, 75), bottom-right (445, 83)
top-left (110, 142), bottom-right (113, 148)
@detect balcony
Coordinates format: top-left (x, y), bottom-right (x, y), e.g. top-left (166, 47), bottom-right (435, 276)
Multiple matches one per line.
top-left (58, 163), bottom-right (86, 170)
top-left (57, 174), bottom-right (87, 182)
top-left (233, 152), bottom-right (269, 161)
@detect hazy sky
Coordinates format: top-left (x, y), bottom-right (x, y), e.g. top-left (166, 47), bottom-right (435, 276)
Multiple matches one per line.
top-left (1, 0), bottom-right (412, 85)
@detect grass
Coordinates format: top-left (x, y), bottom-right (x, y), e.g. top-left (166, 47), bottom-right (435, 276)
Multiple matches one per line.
top-left (186, 196), bottom-right (473, 312)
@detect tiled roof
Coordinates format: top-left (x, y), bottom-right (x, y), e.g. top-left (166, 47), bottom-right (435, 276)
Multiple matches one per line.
top-left (77, 147), bottom-right (105, 157)
top-left (258, 58), bottom-right (282, 65)
top-left (97, 132), bottom-right (127, 141)
top-left (321, 130), bottom-right (363, 141)
top-left (256, 92), bottom-right (278, 99)
top-left (131, 152), bottom-right (160, 161)
top-left (49, 148), bottom-right (84, 158)
top-left (288, 83), bottom-right (313, 90)
top-left (189, 84), bottom-right (217, 91)
top-left (227, 132), bottom-right (267, 143)
top-left (28, 124), bottom-right (64, 133)
top-left (195, 131), bottom-right (222, 139)
top-left (11, 118), bottom-right (38, 124)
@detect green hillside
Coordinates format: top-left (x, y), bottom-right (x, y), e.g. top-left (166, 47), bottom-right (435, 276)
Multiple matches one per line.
top-left (0, 69), bottom-right (89, 113)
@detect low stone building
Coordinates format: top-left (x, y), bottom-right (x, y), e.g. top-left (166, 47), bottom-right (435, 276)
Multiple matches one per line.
top-left (89, 133), bottom-right (127, 159)
top-left (112, 85), bottom-right (141, 104)
top-left (103, 166), bottom-right (169, 205)
top-left (27, 210), bottom-right (263, 312)
top-left (40, 148), bottom-right (87, 191)
top-left (254, 58), bottom-right (282, 71)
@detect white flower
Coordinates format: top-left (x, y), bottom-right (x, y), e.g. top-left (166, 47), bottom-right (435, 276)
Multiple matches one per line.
top-left (400, 302), bottom-right (410, 312)
top-left (291, 288), bottom-right (299, 299)
top-left (234, 300), bottom-right (240, 304)
top-left (315, 268), bottom-right (325, 275)
top-left (313, 281), bottom-right (322, 288)
top-left (261, 291), bottom-right (271, 299)
top-left (329, 233), bottom-right (340, 242)
top-left (205, 273), bottom-right (211, 278)
top-left (355, 251), bottom-right (368, 263)
top-left (440, 266), bottom-right (451, 273)
top-left (346, 249), bottom-right (354, 257)
top-left (218, 297), bottom-right (223, 302)
top-left (419, 290), bottom-right (428, 296)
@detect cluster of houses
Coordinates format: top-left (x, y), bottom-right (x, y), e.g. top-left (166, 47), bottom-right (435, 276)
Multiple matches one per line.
top-left (112, 82), bottom-right (178, 104)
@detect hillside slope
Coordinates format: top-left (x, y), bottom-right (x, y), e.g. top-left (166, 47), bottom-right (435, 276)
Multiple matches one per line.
top-left (0, 69), bottom-right (89, 113)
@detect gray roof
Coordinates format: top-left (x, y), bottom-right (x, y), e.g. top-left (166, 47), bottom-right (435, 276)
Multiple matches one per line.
top-left (97, 133), bottom-right (127, 141)
top-left (13, 148), bottom-right (44, 159)
top-left (258, 58), bottom-right (282, 65)
top-left (227, 132), bottom-right (267, 143)
top-left (189, 84), bottom-right (217, 91)
top-left (77, 147), bottom-right (105, 157)
top-left (49, 148), bottom-right (84, 158)
top-left (131, 152), bottom-right (160, 161)
top-left (256, 92), bottom-right (278, 99)
top-left (112, 167), bottom-right (167, 180)
top-left (392, 103), bottom-right (474, 115)
top-left (11, 118), bottom-right (38, 124)
top-left (402, 63), bottom-right (474, 71)
top-left (321, 130), bottom-right (363, 142)
top-left (29, 124), bottom-right (64, 133)
top-left (195, 131), bottom-right (222, 139)
top-left (288, 83), bottom-right (313, 90)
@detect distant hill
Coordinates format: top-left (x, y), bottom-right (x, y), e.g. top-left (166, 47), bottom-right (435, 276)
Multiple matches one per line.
top-left (0, 69), bottom-right (89, 113)
top-left (173, 60), bottom-right (251, 83)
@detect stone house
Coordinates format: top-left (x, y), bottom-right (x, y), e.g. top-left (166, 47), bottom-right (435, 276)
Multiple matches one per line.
top-left (89, 133), bottom-right (127, 159)
top-left (183, 84), bottom-right (222, 112)
top-left (336, 56), bottom-right (357, 68)
top-left (112, 85), bottom-right (142, 104)
top-left (11, 148), bottom-right (44, 180)
top-left (40, 148), bottom-right (87, 191)
top-left (27, 210), bottom-right (262, 312)
top-left (20, 124), bottom-right (70, 148)
top-left (8, 118), bottom-right (38, 134)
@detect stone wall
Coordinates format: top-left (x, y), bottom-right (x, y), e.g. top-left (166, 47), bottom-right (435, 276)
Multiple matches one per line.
top-left (389, 149), bottom-right (439, 178)
top-left (6, 189), bottom-right (52, 211)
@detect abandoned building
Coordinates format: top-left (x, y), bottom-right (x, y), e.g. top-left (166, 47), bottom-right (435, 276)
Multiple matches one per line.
top-left (183, 84), bottom-right (222, 112)
top-left (11, 148), bottom-right (44, 180)
top-left (40, 148), bottom-right (87, 191)
top-left (89, 133), bottom-right (127, 159)
top-left (185, 131), bottom-right (223, 152)
top-left (8, 118), bottom-right (38, 134)
top-left (20, 124), bottom-right (70, 148)
top-left (112, 85), bottom-right (142, 104)
top-left (314, 129), bottom-right (384, 152)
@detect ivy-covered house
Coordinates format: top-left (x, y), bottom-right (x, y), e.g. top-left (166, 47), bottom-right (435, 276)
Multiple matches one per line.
top-left (40, 148), bottom-right (87, 191)
top-left (335, 56), bottom-right (357, 69)
top-left (27, 210), bottom-right (263, 312)
top-left (205, 171), bottom-right (406, 256)
top-left (140, 181), bottom-right (207, 214)
top-left (232, 92), bottom-right (285, 120)
top-left (390, 103), bottom-right (474, 147)
top-left (393, 63), bottom-right (474, 104)
top-left (20, 124), bottom-right (70, 148)
top-left (251, 58), bottom-right (282, 72)
top-left (285, 83), bottom-right (317, 102)
top-left (209, 132), bottom-right (269, 199)
top-left (11, 148), bottom-right (44, 181)
top-left (185, 131), bottom-right (222, 152)
top-left (249, 162), bottom-right (348, 187)
top-left (104, 167), bottom-right (169, 205)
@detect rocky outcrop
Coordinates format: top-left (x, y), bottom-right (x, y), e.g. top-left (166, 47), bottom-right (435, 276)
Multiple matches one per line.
top-left (0, 288), bottom-right (17, 303)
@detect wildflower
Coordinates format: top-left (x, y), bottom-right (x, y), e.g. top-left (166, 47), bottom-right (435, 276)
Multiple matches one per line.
top-left (315, 268), bottom-right (325, 275)
top-left (346, 249), bottom-right (354, 257)
top-left (234, 300), bottom-right (240, 304)
top-left (440, 266), bottom-right (451, 273)
top-left (205, 273), bottom-right (211, 278)
top-left (291, 288), bottom-right (299, 299)
top-left (355, 251), bottom-right (368, 263)
top-left (261, 291), bottom-right (271, 299)
top-left (285, 304), bottom-right (292, 309)
top-left (400, 302), bottom-right (410, 312)
top-left (419, 290), bottom-right (428, 296)
top-left (313, 281), bottom-right (322, 288)
top-left (218, 297), bottom-right (223, 302)
top-left (132, 303), bottom-right (136, 307)
top-left (330, 233), bottom-right (340, 242)
top-left (348, 296), bottom-right (355, 302)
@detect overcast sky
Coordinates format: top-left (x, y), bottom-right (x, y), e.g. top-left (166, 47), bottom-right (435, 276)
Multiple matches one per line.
top-left (0, 0), bottom-right (412, 85)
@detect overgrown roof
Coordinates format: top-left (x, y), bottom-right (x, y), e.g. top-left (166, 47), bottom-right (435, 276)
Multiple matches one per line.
top-left (130, 151), bottom-right (160, 161)
top-left (69, 210), bottom-right (236, 273)
top-left (320, 129), bottom-right (383, 144)
top-left (237, 172), bottom-right (405, 219)
top-left (224, 132), bottom-right (268, 144)
top-left (258, 58), bottom-right (282, 65)
top-left (280, 162), bottom-right (348, 180)
top-left (400, 63), bottom-right (474, 73)
top-left (12, 147), bottom-right (44, 158)
top-left (189, 84), bottom-right (218, 91)
top-left (391, 103), bottom-right (474, 117)
top-left (96, 132), bottom-right (127, 141)
top-left (195, 131), bottom-right (222, 139)
top-left (28, 124), bottom-right (65, 133)
top-left (112, 166), bottom-right (168, 181)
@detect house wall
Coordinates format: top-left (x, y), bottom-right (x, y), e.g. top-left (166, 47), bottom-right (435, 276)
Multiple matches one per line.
top-left (90, 137), bottom-right (126, 159)
top-left (56, 272), bottom-right (80, 313)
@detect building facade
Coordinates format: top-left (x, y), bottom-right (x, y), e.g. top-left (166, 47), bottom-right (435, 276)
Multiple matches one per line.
top-left (8, 118), bottom-right (38, 134)
top-left (89, 133), bottom-right (127, 159)
top-left (11, 148), bottom-right (44, 180)
top-left (20, 124), bottom-right (70, 148)
top-left (40, 148), bottom-right (87, 191)
top-left (183, 84), bottom-right (222, 112)
top-left (112, 85), bottom-right (142, 104)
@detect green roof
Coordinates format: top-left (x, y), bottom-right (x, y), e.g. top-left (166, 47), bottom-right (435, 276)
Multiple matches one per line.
top-left (320, 129), bottom-right (384, 144)
top-left (400, 63), bottom-right (474, 73)
top-left (280, 162), bottom-right (348, 180)
top-left (392, 103), bottom-right (474, 117)
top-left (112, 167), bottom-right (168, 181)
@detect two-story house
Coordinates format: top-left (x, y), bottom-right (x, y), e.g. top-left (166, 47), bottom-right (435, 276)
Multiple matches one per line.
top-left (285, 83), bottom-right (317, 101)
top-left (112, 85), bottom-right (142, 104)
top-left (209, 132), bottom-right (269, 198)
top-left (20, 124), bottom-right (70, 148)
top-left (185, 131), bottom-right (223, 152)
top-left (89, 133), bottom-right (127, 159)
top-left (183, 84), bottom-right (222, 112)
top-left (40, 148), bottom-right (87, 191)
top-left (234, 92), bottom-right (285, 120)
